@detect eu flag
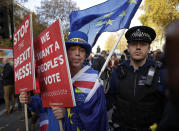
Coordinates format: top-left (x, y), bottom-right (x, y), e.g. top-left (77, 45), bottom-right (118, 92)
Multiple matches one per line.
top-left (69, 0), bottom-right (142, 47)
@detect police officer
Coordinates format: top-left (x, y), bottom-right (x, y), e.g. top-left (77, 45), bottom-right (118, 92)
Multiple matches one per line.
top-left (106, 26), bottom-right (166, 131)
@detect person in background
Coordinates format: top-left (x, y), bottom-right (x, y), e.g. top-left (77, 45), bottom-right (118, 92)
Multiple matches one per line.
top-left (108, 53), bottom-right (119, 73)
top-left (123, 49), bottom-right (130, 60)
top-left (152, 49), bottom-right (163, 61)
top-left (119, 54), bottom-right (126, 64)
top-left (2, 57), bottom-right (15, 115)
top-left (91, 50), bottom-right (108, 86)
top-left (91, 50), bottom-right (107, 73)
top-left (91, 53), bottom-right (99, 66)
top-left (86, 53), bottom-right (93, 66)
top-left (19, 31), bottom-right (108, 131)
top-left (157, 18), bottom-right (179, 131)
top-left (106, 26), bottom-right (166, 131)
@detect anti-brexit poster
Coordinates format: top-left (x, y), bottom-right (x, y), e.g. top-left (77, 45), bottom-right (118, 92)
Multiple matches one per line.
top-left (13, 14), bottom-right (36, 94)
top-left (34, 20), bottom-right (75, 107)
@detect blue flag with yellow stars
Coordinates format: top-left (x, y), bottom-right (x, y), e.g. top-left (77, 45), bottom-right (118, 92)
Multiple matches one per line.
top-left (69, 0), bottom-right (142, 47)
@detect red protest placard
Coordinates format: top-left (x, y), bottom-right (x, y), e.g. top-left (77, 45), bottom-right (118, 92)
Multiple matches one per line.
top-left (34, 20), bottom-right (75, 107)
top-left (13, 14), bottom-right (36, 94)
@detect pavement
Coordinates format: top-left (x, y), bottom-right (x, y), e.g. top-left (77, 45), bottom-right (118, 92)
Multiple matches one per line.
top-left (0, 99), bottom-right (40, 131)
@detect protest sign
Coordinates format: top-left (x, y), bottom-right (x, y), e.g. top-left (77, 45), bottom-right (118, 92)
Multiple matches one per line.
top-left (13, 14), bottom-right (36, 93)
top-left (34, 19), bottom-right (75, 107)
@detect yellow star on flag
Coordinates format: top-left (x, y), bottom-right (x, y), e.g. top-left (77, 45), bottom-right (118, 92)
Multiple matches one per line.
top-left (119, 10), bottom-right (126, 17)
top-left (96, 20), bottom-right (104, 26)
top-left (67, 108), bottom-right (73, 124)
top-left (104, 12), bottom-right (113, 18)
top-left (129, 0), bottom-right (137, 4)
top-left (106, 19), bottom-right (114, 25)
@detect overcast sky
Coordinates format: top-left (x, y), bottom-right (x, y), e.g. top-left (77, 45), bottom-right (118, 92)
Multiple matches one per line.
top-left (21, 0), bottom-right (106, 10)
top-left (74, 0), bottom-right (106, 9)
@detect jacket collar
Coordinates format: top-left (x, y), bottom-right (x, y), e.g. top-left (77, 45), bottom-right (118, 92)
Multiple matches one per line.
top-left (121, 59), bottom-right (156, 71)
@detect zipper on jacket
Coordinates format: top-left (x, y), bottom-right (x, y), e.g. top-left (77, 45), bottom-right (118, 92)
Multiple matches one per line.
top-left (134, 73), bottom-right (137, 96)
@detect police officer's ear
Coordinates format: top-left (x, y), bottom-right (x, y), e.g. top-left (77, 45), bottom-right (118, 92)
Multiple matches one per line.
top-left (127, 46), bottom-right (130, 53)
top-left (148, 45), bottom-right (151, 52)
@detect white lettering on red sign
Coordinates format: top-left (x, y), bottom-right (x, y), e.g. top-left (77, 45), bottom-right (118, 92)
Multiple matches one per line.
top-left (14, 19), bottom-right (29, 46)
top-left (41, 31), bottom-right (50, 44)
top-left (44, 72), bottom-right (61, 85)
top-left (14, 47), bottom-right (31, 68)
top-left (37, 55), bottom-right (64, 73)
top-left (36, 44), bottom-right (53, 61)
top-left (15, 62), bottom-right (32, 81)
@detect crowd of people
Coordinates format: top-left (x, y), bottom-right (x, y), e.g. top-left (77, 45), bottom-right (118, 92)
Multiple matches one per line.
top-left (1, 19), bottom-right (179, 131)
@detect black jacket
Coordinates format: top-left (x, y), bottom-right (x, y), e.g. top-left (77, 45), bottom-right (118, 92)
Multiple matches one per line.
top-left (2, 63), bottom-right (14, 86)
top-left (106, 59), bottom-right (165, 129)
top-left (92, 55), bottom-right (105, 71)
top-left (91, 55), bottom-right (107, 80)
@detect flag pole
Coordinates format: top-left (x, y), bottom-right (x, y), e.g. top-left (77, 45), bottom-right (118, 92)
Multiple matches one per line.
top-left (24, 104), bottom-right (29, 131)
top-left (98, 29), bottom-right (126, 78)
top-left (59, 120), bottom-right (64, 131)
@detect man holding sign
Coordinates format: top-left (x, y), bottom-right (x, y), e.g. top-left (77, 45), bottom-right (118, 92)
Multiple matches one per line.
top-left (19, 31), bottom-right (108, 131)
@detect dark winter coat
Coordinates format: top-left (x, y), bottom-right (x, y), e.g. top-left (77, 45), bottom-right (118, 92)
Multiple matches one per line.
top-left (2, 63), bottom-right (14, 86)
